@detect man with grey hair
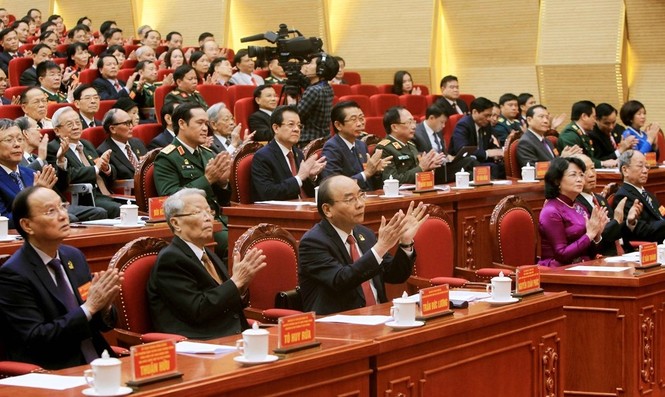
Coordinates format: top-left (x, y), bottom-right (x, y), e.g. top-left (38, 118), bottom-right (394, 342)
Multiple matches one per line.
top-left (147, 187), bottom-right (267, 339)
top-left (134, 45), bottom-right (156, 63)
top-left (46, 106), bottom-right (120, 217)
top-left (136, 25), bottom-right (151, 40)
top-left (97, 109), bottom-right (147, 179)
top-left (614, 149), bottom-right (664, 247)
top-left (207, 103), bottom-right (254, 154)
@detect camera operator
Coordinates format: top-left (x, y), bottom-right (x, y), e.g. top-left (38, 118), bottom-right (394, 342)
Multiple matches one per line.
top-left (296, 54), bottom-right (339, 147)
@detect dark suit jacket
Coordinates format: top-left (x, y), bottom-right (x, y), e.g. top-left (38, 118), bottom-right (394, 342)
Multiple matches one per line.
top-left (0, 51), bottom-right (22, 75)
top-left (0, 166), bottom-right (35, 227)
top-left (413, 122), bottom-right (443, 153)
top-left (614, 183), bottom-right (665, 246)
top-left (248, 110), bottom-right (273, 142)
top-left (0, 97), bottom-right (9, 105)
top-left (251, 139), bottom-right (314, 202)
top-left (147, 236), bottom-right (248, 339)
top-left (321, 134), bottom-right (374, 191)
top-left (147, 129), bottom-right (175, 150)
top-left (92, 77), bottom-right (129, 101)
top-left (79, 115), bottom-right (102, 129)
top-left (450, 115), bottom-right (498, 161)
top-left (97, 137), bottom-right (147, 180)
top-left (298, 219), bottom-right (415, 315)
top-left (576, 193), bottom-right (622, 256)
top-left (589, 124), bottom-right (625, 161)
top-left (19, 67), bottom-right (37, 87)
top-left (516, 129), bottom-right (556, 168)
top-left (435, 97), bottom-right (468, 117)
top-left (0, 243), bottom-right (115, 369)
top-left (209, 134), bottom-right (235, 155)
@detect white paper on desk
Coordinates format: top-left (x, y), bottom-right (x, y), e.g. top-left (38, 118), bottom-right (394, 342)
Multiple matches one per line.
top-left (316, 315), bottom-right (392, 325)
top-left (254, 200), bottom-right (317, 206)
top-left (595, 168), bottom-right (620, 173)
top-left (566, 265), bottom-right (631, 272)
top-left (0, 373), bottom-right (87, 390)
top-left (80, 219), bottom-right (146, 226)
top-left (449, 290), bottom-right (491, 301)
top-left (175, 341), bottom-right (236, 354)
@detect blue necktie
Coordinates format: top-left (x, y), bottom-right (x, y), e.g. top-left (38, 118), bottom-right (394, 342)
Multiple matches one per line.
top-left (9, 172), bottom-right (24, 190)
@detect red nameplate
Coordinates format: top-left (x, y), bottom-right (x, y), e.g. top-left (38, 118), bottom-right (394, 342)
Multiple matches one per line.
top-left (130, 340), bottom-right (178, 382)
top-left (646, 152), bottom-right (657, 167)
top-left (148, 196), bottom-right (168, 221)
top-left (515, 265), bottom-right (541, 294)
top-left (473, 165), bottom-right (491, 185)
top-left (640, 242), bottom-right (658, 266)
top-left (415, 170), bottom-right (435, 192)
top-left (535, 161), bottom-right (550, 179)
top-left (419, 284), bottom-right (449, 317)
top-left (77, 281), bottom-right (91, 301)
top-left (277, 312), bottom-right (316, 350)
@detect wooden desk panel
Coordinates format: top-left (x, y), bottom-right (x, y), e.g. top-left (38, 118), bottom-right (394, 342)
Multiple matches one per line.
top-left (541, 260), bottom-right (665, 397)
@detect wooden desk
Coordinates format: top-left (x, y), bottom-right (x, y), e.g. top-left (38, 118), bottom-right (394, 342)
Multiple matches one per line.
top-left (541, 260), bottom-right (665, 396)
top-left (596, 167), bottom-right (665, 204)
top-left (226, 181), bottom-right (546, 273)
top-left (0, 223), bottom-right (174, 273)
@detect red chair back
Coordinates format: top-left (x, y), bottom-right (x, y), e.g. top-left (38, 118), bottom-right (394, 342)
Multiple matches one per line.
top-left (233, 97), bottom-right (256, 135)
top-left (81, 126), bottom-right (106, 148)
top-left (3, 86), bottom-right (26, 101)
top-left (459, 93), bottom-right (475, 110)
top-left (0, 105), bottom-right (23, 119)
top-left (52, 58), bottom-right (67, 68)
top-left (88, 44), bottom-right (107, 56)
top-left (135, 149), bottom-right (161, 212)
top-left (121, 59), bottom-right (138, 70)
top-left (658, 132), bottom-right (665, 163)
top-left (546, 135), bottom-right (558, 149)
top-left (117, 68), bottom-right (135, 84)
top-left (40, 129), bottom-right (56, 141)
top-left (155, 45), bottom-right (169, 57)
top-left (350, 84), bottom-right (378, 97)
top-left (131, 123), bottom-right (163, 146)
top-left (254, 69), bottom-right (269, 79)
top-left (398, 95), bottom-right (427, 118)
top-left (369, 93), bottom-right (399, 117)
top-left (443, 113), bottom-right (464, 149)
top-left (123, 45), bottom-right (140, 56)
top-left (364, 116), bottom-right (385, 138)
top-left (506, 137), bottom-right (521, 178)
top-left (46, 102), bottom-right (75, 118)
top-left (110, 237), bottom-right (168, 333)
top-left (195, 84), bottom-right (228, 109)
top-left (226, 85), bottom-right (256, 110)
top-left (18, 43), bottom-right (36, 53)
top-left (426, 94), bottom-right (442, 106)
top-left (343, 71), bottom-right (361, 85)
top-left (8, 57), bottom-right (33, 87)
top-left (231, 141), bottom-right (262, 204)
top-left (490, 195), bottom-right (539, 269)
top-left (157, 68), bottom-right (174, 82)
top-left (413, 205), bottom-right (455, 279)
top-left (376, 84), bottom-right (392, 94)
top-left (331, 84), bottom-right (351, 98)
top-left (337, 95), bottom-right (371, 117)
top-left (56, 44), bottom-right (68, 55)
top-left (154, 85), bottom-right (176, 117)
top-left (78, 69), bottom-right (99, 84)
top-left (95, 99), bottom-right (117, 121)
top-left (414, 85), bottom-right (429, 95)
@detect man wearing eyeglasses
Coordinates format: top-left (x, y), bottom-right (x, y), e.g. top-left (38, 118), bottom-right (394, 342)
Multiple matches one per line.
top-left (74, 85), bottom-right (102, 128)
top-left (376, 106), bottom-right (446, 184)
top-left (20, 87), bottom-right (53, 129)
top-left (251, 105), bottom-right (326, 202)
top-left (0, 186), bottom-right (122, 369)
top-left (298, 175), bottom-right (427, 315)
top-left (97, 109), bottom-right (147, 180)
top-left (148, 188), bottom-right (266, 338)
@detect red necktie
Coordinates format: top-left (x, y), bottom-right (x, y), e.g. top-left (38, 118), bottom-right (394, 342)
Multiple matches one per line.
top-left (125, 144), bottom-right (139, 169)
top-left (347, 235), bottom-right (376, 306)
top-left (114, 82), bottom-right (122, 92)
top-left (287, 151), bottom-right (307, 199)
top-left (250, 76), bottom-right (257, 86)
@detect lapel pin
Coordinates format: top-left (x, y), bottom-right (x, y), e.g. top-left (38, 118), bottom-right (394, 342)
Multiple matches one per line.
top-left (67, 260), bottom-right (74, 270)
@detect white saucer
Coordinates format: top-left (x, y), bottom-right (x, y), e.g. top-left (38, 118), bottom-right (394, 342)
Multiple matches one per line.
top-left (112, 224), bottom-right (144, 228)
top-left (379, 194), bottom-right (403, 198)
top-left (385, 320), bottom-right (425, 329)
top-left (233, 354), bottom-right (279, 365)
top-left (451, 186), bottom-right (474, 190)
top-left (82, 386), bottom-right (133, 397)
top-left (0, 235), bottom-right (17, 242)
top-left (517, 180), bottom-right (539, 183)
top-left (485, 297), bottom-right (520, 305)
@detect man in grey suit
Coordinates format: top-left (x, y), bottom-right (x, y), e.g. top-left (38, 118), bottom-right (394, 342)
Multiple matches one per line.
top-left (413, 104), bottom-right (478, 183)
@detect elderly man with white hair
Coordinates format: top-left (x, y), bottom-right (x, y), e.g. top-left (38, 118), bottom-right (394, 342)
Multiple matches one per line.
top-left (134, 45), bottom-right (156, 63)
top-left (206, 102), bottom-right (254, 154)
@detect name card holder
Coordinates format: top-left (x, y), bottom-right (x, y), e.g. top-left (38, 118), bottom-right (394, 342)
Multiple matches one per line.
top-left (127, 340), bottom-right (182, 387)
top-left (416, 285), bottom-right (454, 321)
top-left (535, 161), bottom-right (550, 179)
top-left (274, 312), bottom-right (321, 354)
top-left (414, 170), bottom-right (436, 193)
top-left (472, 165), bottom-right (491, 186)
top-left (646, 152), bottom-right (658, 168)
top-left (148, 196), bottom-right (168, 223)
top-left (638, 242), bottom-right (661, 270)
top-left (512, 265), bottom-right (544, 298)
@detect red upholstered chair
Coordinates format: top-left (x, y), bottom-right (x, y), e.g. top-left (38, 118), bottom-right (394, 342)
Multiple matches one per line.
top-left (109, 237), bottom-right (187, 347)
top-left (227, 85), bottom-right (256, 110)
top-left (399, 95), bottom-right (428, 118)
top-left (546, 135), bottom-right (558, 149)
top-left (426, 94), bottom-right (442, 106)
top-left (117, 68), bottom-right (135, 83)
top-left (131, 123), bottom-right (163, 146)
top-left (350, 84), bottom-right (378, 97)
top-left (303, 137), bottom-right (327, 161)
top-left (443, 113), bottom-right (464, 149)
top-left (0, 360), bottom-right (45, 378)
top-left (155, 45), bottom-right (168, 57)
top-left (153, 85), bottom-right (176, 117)
top-left (504, 131), bottom-right (522, 178)
top-left (338, 95), bottom-right (371, 116)
top-left (254, 69), bottom-right (269, 79)
top-left (120, 59), bottom-right (138, 70)
top-left (234, 224), bottom-right (302, 323)
top-left (223, 49), bottom-right (235, 65)
top-left (363, 116), bottom-right (386, 138)
top-left (56, 43), bottom-right (68, 55)
top-left (79, 69), bottom-right (99, 84)
top-left (196, 84), bottom-right (228, 108)
top-left (475, 195), bottom-right (536, 281)
top-left (231, 141), bottom-right (263, 204)
top-left (47, 102), bottom-right (75, 118)
top-left (52, 58), bottom-right (67, 68)
top-left (8, 57), bottom-right (33, 87)
top-left (157, 68), bottom-right (174, 82)
top-left (40, 128), bottom-right (56, 141)
top-left (3, 86), bottom-right (27, 101)
top-left (134, 149), bottom-right (161, 212)
top-left (459, 93), bottom-right (475, 109)
top-left (658, 132), bottom-right (665, 163)
top-left (407, 204), bottom-right (469, 293)
top-left (0, 105), bottom-right (23, 119)
top-left (88, 44), bottom-right (107, 56)
top-left (369, 93), bottom-right (400, 117)
top-left (331, 84), bottom-right (351, 97)
top-left (81, 126), bottom-right (106, 148)
top-left (343, 71), bottom-right (361, 85)
top-left (376, 84), bottom-right (392, 94)
top-left (233, 97), bottom-right (256, 136)
top-left (94, 99), bottom-right (116, 120)
top-left (413, 85), bottom-right (429, 95)
top-left (360, 134), bottom-right (380, 155)
top-left (123, 44), bottom-right (140, 56)
top-left (18, 43), bottom-right (36, 53)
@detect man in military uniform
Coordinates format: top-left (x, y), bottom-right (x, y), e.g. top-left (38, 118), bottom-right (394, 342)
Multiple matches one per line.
top-left (493, 93), bottom-right (523, 145)
top-left (376, 106), bottom-right (445, 184)
top-left (153, 102), bottom-right (230, 259)
top-left (557, 100), bottom-right (617, 168)
top-left (590, 103), bottom-right (635, 161)
top-left (133, 60), bottom-right (165, 121)
top-left (37, 61), bottom-right (67, 103)
top-left (163, 65), bottom-right (208, 110)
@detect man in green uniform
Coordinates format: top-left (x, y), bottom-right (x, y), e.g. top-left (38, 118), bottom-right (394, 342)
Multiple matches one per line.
top-left (557, 100), bottom-right (618, 168)
top-left (493, 93), bottom-right (522, 145)
top-left (375, 106), bottom-right (445, 184)
top-left (154, 102), bottom-right (230, 259)
top-left (37, 61), bottom-right (67, 103)
top-left (163, 65), bottom-right (208, 110)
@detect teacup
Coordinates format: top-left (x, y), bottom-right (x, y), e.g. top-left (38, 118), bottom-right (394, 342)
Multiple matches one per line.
top-left (0, 216), bottom-right (8, 238)
top-left (236, 323), bottom-right (269, 360)
top-left (486, 272), bottom-right (512, 301)
top-left (521, 163), bottom-right (535, 181)
top-left (390, 296), bottom-right (417, 325)
top-left (383, 178), bottom-right (399, 197)
top-left (83, 350), bottom-right (122, 395)
top-left (455, 168), bottom-right (470, 188)
top-left (119, 201), bottom-right (139, 225)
